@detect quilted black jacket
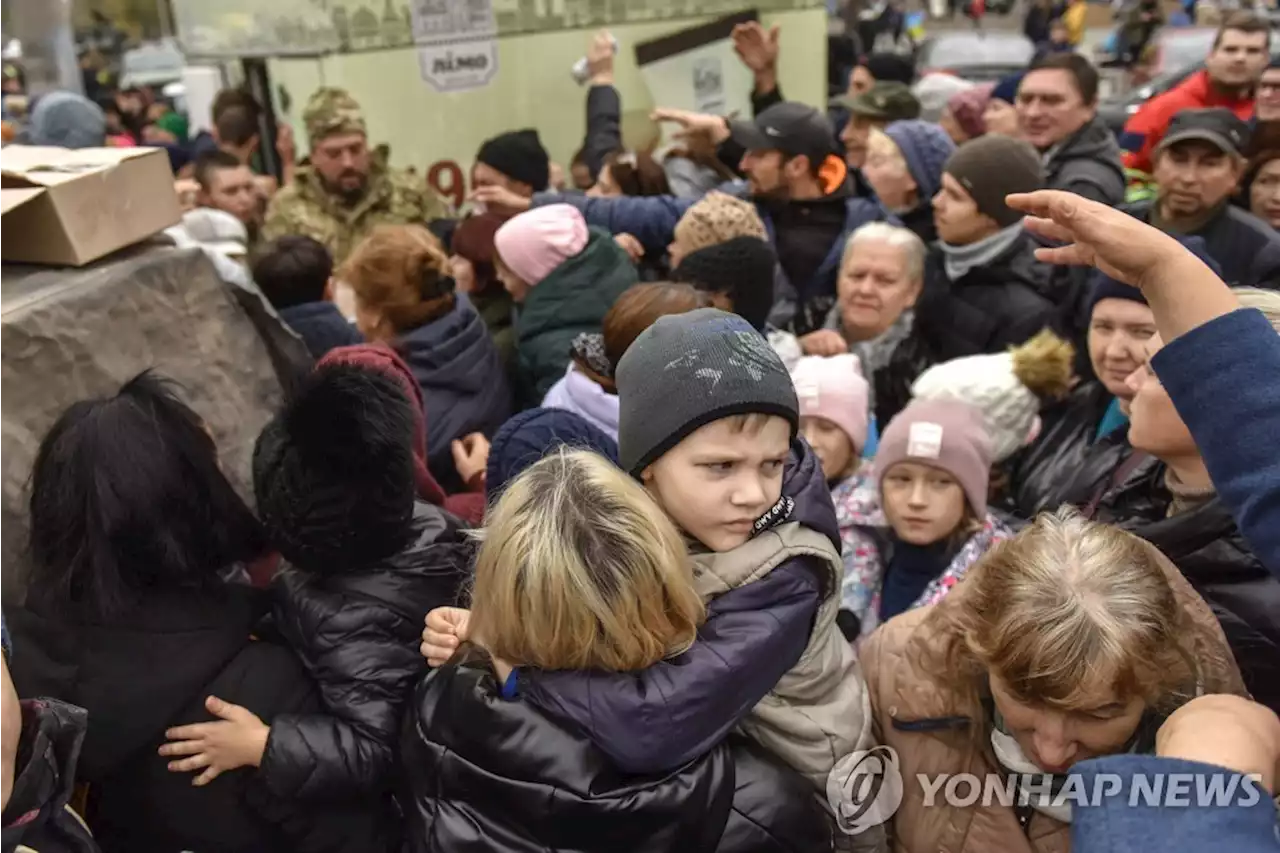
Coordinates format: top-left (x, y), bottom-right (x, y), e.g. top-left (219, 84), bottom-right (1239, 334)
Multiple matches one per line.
top-left (261, 502), bottom-right (472, 840)
top-left (399, 649), bottom-right (833, 853)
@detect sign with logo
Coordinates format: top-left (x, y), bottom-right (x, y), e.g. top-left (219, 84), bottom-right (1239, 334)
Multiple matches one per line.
top-left (827, 746), bottom-right (906, 835)
top-left (416, 40), bottom-right (498, 92)
top-left (410, 0), bottom-right (498, 93)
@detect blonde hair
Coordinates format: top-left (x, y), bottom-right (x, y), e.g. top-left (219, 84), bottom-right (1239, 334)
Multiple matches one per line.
top-left (921, 509), bottom-right (1245, 737)
top-left (1232, 287), bottom-right (1280, 333)
top-left (468, 448), bottom-right (705, 672)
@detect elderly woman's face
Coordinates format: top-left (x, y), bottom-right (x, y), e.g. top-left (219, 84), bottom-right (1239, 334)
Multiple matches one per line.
top-left (862, 132), bottom-right (918, 212)
top-left (836, 239), bottom-right (921, 341)
top-left (989, 673), bottom-right (1145, 774)
top-left (1125, 333), bottom-right (1198, 461)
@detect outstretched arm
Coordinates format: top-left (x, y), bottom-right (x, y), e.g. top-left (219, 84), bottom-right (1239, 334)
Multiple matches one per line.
top-left (581, 30), bottom-right (622, 178)
top-left (1009, 190), bottom-right (1280, 576)
top-left (533, 191), bottom-right (694, 256)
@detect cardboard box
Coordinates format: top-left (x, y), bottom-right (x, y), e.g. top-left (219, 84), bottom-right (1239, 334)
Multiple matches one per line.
top-left (1, 146), bottom-right (180, 266)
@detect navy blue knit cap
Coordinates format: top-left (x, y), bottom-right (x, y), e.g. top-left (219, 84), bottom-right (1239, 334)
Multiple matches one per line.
top-left (486, 408), bottom-right (620, 497)
top-left (991, 72), bottom-right (1024, 106)
top-left (1087, 235), bottom-right (1221, 317)
top-left (884, 120), bottom-right (956, 204)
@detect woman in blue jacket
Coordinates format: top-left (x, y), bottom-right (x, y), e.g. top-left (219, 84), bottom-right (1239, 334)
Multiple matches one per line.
top-left (1009, 189), bottom-right (1280, 576)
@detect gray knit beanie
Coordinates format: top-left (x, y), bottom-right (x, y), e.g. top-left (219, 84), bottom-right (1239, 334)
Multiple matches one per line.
top-left (28, 91), bottom-right (106, 149)
top-left (616, 308), bottom-right (799, 476)
top-left (943, 135), bottom-right (1044, 228)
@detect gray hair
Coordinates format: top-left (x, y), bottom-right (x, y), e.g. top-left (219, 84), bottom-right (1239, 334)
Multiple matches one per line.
top-left (841, 222), bottom-right (927, 284)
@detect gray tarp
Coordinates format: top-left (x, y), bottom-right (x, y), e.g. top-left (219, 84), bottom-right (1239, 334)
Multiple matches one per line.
top-left (1, 241), bottom-right (312, 603)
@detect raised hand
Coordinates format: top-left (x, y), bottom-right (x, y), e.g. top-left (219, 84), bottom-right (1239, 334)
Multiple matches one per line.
top-left (651, 107), bottom-right (731, 146)
top-left (586, 29), bottom-right (615, 85)
top-left (732, 22), bottom-right (780, 74)
top-left (1007, 190), bottom-right (1193, 289)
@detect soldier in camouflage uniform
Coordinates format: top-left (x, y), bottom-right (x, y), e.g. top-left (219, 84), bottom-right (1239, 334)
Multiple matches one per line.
top-left (262, 87), bottom-right (449, 263)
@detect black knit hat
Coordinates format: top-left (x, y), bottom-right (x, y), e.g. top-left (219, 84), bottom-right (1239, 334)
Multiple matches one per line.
top-left (943, 135), bottom-right (1045, 229)
top-left (253, 363), bottom-right (418, 573)
top-left (616, 308), bottom-right (799, 476)
top-left (1086, 235), bottom-right (1220, 318)
top-left (476, 129), bottom-right (550, 191)
top-left (673, 236), bottom-right (778, 332)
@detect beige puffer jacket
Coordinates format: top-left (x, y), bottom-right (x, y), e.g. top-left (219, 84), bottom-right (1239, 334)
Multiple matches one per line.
top-left (859, 542), bottom-right (1247, 853)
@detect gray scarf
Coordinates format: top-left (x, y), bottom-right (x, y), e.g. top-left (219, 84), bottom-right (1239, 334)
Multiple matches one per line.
top-left (939, 222), bottom-right (1024, 282)
top-left (823, 308), bottom-right (916, 410)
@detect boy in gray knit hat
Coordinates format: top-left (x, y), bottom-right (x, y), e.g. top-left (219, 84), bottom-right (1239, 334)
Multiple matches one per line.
top-left (615, 308), bottom-right (877, 828)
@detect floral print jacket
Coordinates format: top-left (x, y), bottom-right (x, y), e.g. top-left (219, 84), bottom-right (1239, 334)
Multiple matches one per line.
top-left (832, 464), bottom-right (1013, 638)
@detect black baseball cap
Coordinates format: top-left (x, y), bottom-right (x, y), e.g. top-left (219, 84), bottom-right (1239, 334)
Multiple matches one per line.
top-left (729, 101), bottom-right (838, 165)
top-left (1157, 108), bottom-right (1251, 158)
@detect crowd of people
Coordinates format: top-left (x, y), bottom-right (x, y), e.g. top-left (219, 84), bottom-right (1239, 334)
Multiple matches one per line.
top-left (4, 11), bottom-right (1280, 853)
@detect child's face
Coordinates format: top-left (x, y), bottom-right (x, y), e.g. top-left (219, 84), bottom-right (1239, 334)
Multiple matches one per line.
top-left (495, 255), bottom-right (530, 303)
top-left (800, 416), bottom-right (857, 483)
top-left (644, 415), bottom-right (791, 552)
top-left (881, 461), bottom-right (967, 546)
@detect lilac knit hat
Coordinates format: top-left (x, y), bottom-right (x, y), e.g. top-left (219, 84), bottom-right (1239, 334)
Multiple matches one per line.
top-left (875, 399), bottom-right (993, 517)
top-left (494, 203), bottom-right (589, 286)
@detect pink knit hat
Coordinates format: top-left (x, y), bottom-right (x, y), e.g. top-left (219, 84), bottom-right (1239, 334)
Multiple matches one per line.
top-left (493, 203), bottom-right (589, 286)
top-left (790, 354), bottom-right (870, 453)
top-left (875, 399), bottom-right (993, 517)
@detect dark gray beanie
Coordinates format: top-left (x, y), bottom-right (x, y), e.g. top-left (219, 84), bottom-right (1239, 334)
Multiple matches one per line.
top-left (616, 308), bottom-right (799, 476)
top-left (943, 134), bottom-right (1044, 228)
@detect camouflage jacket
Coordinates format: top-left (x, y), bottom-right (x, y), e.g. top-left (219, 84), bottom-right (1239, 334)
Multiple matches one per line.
top-left (262, 154), bottom-right (450, 263)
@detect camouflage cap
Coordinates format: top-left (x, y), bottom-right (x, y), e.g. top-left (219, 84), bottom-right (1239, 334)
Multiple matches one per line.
top-left (303, 87), bottom-right (367, 142)
top-left (836, 81), bottom-right (922, 123)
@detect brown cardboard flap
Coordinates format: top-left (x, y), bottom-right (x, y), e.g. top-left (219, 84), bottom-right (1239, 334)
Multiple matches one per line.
top-left (1, 146), bottom-right (179, 266)
top-left (0, 187), bottom-right (44, 214)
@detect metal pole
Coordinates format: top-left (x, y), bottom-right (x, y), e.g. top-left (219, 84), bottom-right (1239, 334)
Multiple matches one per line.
top-left (155, 0), bottom-right (176, 38)
top-left (8, 0), bottom-right (81, 96)
top-left (242, 57), bottom-right (282, 184)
